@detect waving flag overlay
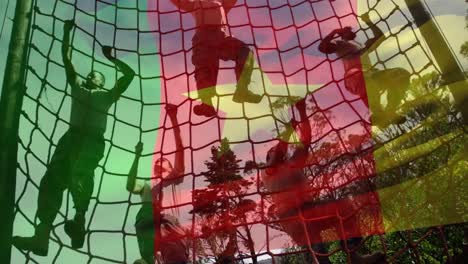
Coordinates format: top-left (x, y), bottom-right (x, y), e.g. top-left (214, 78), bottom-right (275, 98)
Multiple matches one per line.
top-left (149, 0), bottom-right (467, 252)
top-left (8, 0), bottom-right (467, 263)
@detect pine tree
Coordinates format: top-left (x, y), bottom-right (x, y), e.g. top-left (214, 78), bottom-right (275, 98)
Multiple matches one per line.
top-left (192, 138), bottom-right (258, 263)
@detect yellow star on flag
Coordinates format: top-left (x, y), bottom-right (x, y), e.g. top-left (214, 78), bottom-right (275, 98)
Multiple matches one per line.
top-left (184, 62), bottom-right (323, 143)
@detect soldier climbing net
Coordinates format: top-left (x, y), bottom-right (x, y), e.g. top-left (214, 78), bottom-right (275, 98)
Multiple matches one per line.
top-left (11, 0), bottom-right (467, 263)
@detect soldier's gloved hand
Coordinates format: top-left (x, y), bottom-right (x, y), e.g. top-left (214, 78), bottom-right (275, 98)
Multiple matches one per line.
top-left (102, 46), bottom-right (115, 60)
top-left (133, 259), bottom-right (148, 264)
top-left (361, 12), bottom-right (371, 22)
top-left (63, 20), bottom-right (74, 32)
top-left (135, 142), bottom-right (143, 155)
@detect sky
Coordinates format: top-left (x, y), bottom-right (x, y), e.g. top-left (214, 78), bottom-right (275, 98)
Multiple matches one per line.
top-left (0, 0), bottom-right (467, 263)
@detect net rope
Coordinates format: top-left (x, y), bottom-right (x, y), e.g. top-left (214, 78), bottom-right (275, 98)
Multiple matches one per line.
top-left (11, 0), bottom-right (467, 263)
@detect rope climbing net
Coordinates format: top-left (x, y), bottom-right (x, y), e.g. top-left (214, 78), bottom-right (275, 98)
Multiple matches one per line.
top-left (11, 0), bottom-right (467, 263)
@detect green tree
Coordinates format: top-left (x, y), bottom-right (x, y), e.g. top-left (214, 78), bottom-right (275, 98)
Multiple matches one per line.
top-left (461, 10), bottom-right (468, 59)
top-left (460, 42), bottom-right (468, 59)
top-left (365, 71), bottom-right (467, 263)
top-left (191, 138), bottom-right (258, 263)
top-left (268, 72), bottom-right (467, 263)
top-left (278, 245), bottom-right (315, 264)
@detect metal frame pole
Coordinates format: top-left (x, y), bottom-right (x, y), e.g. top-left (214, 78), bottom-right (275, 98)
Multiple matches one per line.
top-left (0, 0), bottom-right (34, 262)
top-left (405, 0), bottom-right (468, 123)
